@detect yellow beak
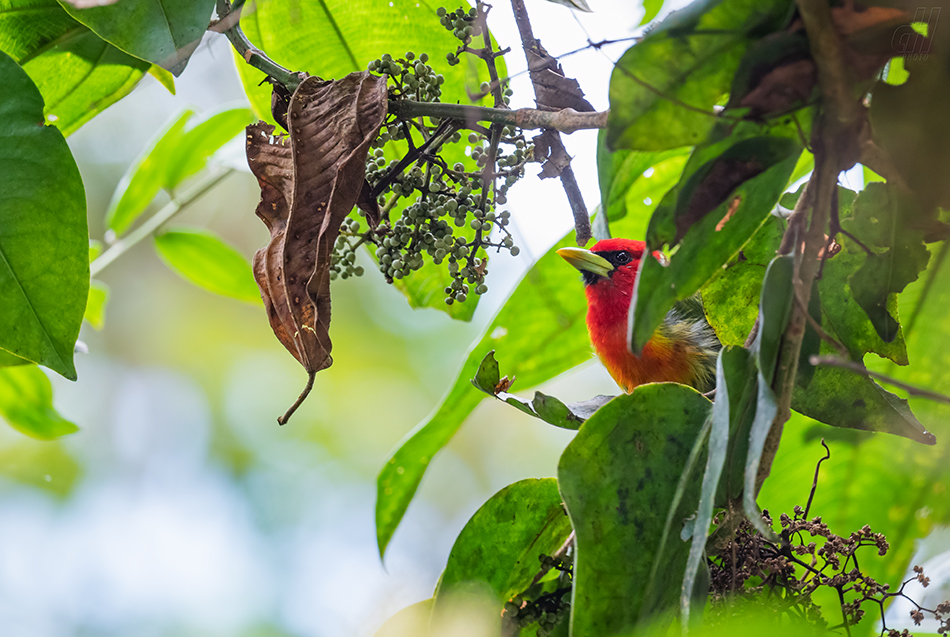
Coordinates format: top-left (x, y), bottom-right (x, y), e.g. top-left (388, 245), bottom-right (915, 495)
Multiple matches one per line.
top-left (557, 247), bottom-right (614, 279)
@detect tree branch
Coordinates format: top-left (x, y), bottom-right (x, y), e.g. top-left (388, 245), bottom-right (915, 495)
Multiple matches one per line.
top-left (388, 100), bottom-right (607, 133)
top-left (509, 0), bottom-right (591, 245)
top-left (91, 167), bottom-right (235, 276)
top-left (214, 0), bottom-right (306, 94)
top-left (755, 0), bottom-right (867, 493)
top-left (811, 355), bottom-right (950, 405)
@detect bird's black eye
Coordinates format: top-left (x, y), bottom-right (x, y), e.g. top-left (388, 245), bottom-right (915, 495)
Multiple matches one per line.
top-left (614, 251), bottom-right (631, 265)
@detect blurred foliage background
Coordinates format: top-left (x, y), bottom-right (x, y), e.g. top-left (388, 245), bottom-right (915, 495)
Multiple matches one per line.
top-left (1, 0), bottom-right (949, 635)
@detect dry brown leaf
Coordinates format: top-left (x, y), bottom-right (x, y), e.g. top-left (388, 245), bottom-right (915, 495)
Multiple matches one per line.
top-left (246, 72), bottom-right (388, 424)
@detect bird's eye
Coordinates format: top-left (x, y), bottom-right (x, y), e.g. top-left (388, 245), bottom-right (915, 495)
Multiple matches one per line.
top-left (615, 251), bottom-right (631, 265)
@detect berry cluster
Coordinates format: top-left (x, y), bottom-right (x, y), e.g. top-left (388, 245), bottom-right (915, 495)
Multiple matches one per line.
top-left (366, 52), bottom-right (444, 102)
top-left (437, 6), bottom-right (481, 62)
top-left (503, 554), bottom-right (573, 637)
top-left (329, 4), bottom-right (532, 307)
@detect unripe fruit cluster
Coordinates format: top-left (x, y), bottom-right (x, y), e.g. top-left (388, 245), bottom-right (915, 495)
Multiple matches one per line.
top-left (366, 51), bottom-right (444, 103)
top-left (330, 7), bottom-right (531, 307)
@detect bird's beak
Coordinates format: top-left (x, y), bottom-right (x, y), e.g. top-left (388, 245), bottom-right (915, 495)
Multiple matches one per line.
top-left (557, 247), bottom-right (614, 279)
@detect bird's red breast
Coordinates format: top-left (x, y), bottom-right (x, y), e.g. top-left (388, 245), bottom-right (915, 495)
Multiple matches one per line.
top-left (558, 238), bottom-right (717, 393)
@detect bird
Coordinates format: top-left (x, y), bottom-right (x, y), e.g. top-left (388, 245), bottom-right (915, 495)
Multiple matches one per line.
top-left (558, 238), bottom-right (719, 393)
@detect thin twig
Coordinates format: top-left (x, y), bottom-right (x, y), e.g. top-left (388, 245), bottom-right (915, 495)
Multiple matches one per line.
top-left (803, 439), bottom-right (830, 519)
top-left (810, 355), bottom-right (950, 405)
top-left (508, 0), bottom-right (591, 245)
top-left (278, 371), bottom-right (316, 425)
top-left (91, 167), bottom-right (235, 276)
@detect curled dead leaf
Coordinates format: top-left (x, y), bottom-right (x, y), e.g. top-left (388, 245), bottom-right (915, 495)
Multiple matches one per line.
top-left (246, 71), bottom-right (388, 424)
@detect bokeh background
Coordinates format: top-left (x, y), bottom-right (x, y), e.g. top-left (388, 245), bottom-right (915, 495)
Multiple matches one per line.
top-left (1, 0), bottom-right (949, 635)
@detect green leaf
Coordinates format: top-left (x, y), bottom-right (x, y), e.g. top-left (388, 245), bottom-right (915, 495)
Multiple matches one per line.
top-left (740, 257), bottom-right (794, 536)
top-left (471, 351), bottom-right (611, 430)
top-left (639, 0), bottom-right (664, 25)
top-left (84, 280), bottom-right (109, 330)
top-left (0, 365), bottom-right (78, 439)
top-left (0, 0), bottom-right (77, 61)
top-left (59, 0), bottom-right (215, 75)
top-left (0, 1), bottom-right (149, 135)
top-left (632, 145), bottom-right (799, 352)
top-left (236, 0), bottom-right (498, 124)
top-left (375, 159), bottom-right (681, 557)
top-left (558, 384), bottom-right (712, 635)
top-left (754, 255), bottom-right (794, 383)
top-left (148, 63), bottom-right (175, 94)
top-left (870, 45), bottom-right (950, 211)
top-left (607, 0), bottom-right (791, 150)
top-left (0, 349), bottom-right (29, 367)
top-left (846, 183), bottom-right (930, 343)
top-left (820, 242), bottom-right (908, 364)
top-left (376, 232), bottom-right (591, 557)
top-left (0, 51), bottom-right (87, 380)
top-left (154, 227), bottom-right (261, 304)
top-left (22, 28), bottom-right (148, 135)
top-left (434, 478), bottom-right (573, 609)
top-left (741, 372), bottom-right (778, 536)
top-left (682, 352), bottom-right (734, 621)
top-left (0, 439), bottom-right (81, 497)
top-left (106, 106), bottom-right (250, 236)
top-left (702, 215), bottom-right (784, 346)
top-left (790, 362), bottom-right (935, 444)
top-left (373, 599), bottom-right (433, 637)
top-left (595, 129), bottom-right (687, 222)
top-left (164, 106), bottom-right (254, 188)
top-left (105, 108), bottom-right (193, 235)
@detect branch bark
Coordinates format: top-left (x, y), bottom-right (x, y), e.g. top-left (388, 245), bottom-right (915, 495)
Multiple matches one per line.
top-left (755, 0), bottom-right (866, 493)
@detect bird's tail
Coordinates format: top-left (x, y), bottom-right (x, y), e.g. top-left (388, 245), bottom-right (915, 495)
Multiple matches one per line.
top-left (660, 295), bottom-right (720, 392)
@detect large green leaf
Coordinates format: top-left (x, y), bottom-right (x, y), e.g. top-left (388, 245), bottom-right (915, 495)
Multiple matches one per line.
top-left (154, 227), bottom-right (261, 304)
top-left (0, 0), bottom-right (77, 60)
top-left (0, 1), bottom-right (149, 135)
top-left (163, 106), bottom-right (255, 187)
top-left (702, 215), bottom-right (784, 346)
top-left (376, 232), bottom-right (591, 557)
top-left (59, 0), bottom-right (215, 75)
top-left (632, 146), bottom-right (799, 352)
top-left (0, 51), bottom-right (86, 379)
top-left (607, 0), bottom-right (791, 150)
top-left (682, 347), bottom-right (753, 621)
top-left (845, 183), bottom-right (930, 343)
top-left (22, 28), bottom-right (148, 135)
top-left (106, 108), bottom-right (192, 234)
top-left (595, 130), bottom-right (688, 223)
top-left (375, 163), bottom-right (679, 557)
top-left (236, 0), bottom-right (494, 123)
top-left (434, 478), bottom-right (573, 609)
top-left (558, 384), bottom-right (711, 635)
top-left (0, 365), bottom-right (78, 439)
top-left (106, 106), bottom-right (252, 235)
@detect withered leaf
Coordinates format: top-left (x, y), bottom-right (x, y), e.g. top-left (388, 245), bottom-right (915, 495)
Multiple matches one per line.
top-left (246, 71), bottom-right (388, 424)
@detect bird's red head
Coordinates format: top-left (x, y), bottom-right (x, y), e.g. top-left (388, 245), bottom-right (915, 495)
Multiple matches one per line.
top-left (557, 238), bottom-right (649, 325)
